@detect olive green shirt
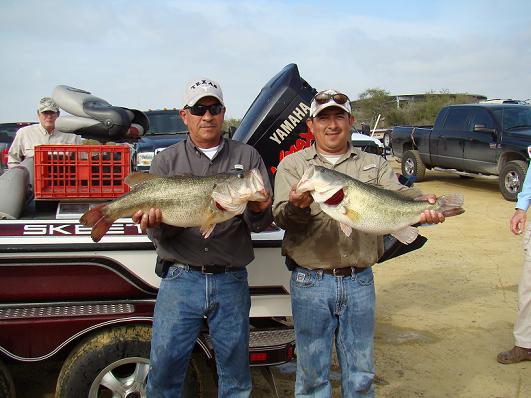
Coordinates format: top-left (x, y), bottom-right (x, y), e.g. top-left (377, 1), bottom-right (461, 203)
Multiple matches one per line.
top-left (272, 144), bottom-right (421, 269)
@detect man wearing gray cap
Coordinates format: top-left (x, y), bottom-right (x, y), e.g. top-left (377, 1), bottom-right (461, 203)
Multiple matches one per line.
top-left (273, 89), bottom-right (444, 397)
top-left (131, 78), bottom-right (273, 397)
top-left (7, 97), bottom-right (81, 168)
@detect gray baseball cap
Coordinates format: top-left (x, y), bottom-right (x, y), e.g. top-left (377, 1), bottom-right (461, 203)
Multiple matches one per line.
top-left (38, 97), bottom-right (59, 113)
top-left (183, 78), bottom-right (224, 107)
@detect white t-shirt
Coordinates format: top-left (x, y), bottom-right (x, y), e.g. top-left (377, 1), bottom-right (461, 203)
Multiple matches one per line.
top-left (198, 145), bottom-right (220, 160)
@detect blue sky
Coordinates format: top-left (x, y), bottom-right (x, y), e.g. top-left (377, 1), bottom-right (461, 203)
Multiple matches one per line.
top-left (1, 0), bottom-right (530, 122)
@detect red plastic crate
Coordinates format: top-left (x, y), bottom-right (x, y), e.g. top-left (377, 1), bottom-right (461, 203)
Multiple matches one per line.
top-left (34, 144), bottom-right (131, 199)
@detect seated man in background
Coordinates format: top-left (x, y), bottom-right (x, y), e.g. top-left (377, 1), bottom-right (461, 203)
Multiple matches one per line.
top-left (8, 97), bottom-right (81, 168)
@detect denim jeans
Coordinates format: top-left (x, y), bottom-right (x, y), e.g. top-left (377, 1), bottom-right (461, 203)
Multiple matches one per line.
top-left (146, 265), bottom-right (252, 398)
top-left (290, 266), bottom-right (375, 398)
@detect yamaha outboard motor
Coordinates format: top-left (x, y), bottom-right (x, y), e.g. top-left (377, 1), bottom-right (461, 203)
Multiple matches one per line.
top-left (232, 64), bottom-right (316, 181)
top-left (53, 85), bottom-right (149, 142)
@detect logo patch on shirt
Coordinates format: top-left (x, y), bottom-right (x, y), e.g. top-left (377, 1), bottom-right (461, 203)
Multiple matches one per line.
top-left (296, 272), bottom-right (306, 282)
top-left (233, 164), bottom-right (244, 170)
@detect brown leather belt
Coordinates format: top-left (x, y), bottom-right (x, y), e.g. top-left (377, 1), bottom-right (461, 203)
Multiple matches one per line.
top-left (320, 266), bottom-right (365, 276)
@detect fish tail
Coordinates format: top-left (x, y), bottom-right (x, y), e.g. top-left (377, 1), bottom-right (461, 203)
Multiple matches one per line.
top-left (79, 205), bottom-right (116, 242)
top-left (79, 205), bottom-right (106, 227)
top-left (437, 193), bottom-right (465, 217)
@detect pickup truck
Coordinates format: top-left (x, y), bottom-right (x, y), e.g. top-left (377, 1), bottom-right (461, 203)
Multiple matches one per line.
top-left (133, 109), bottom-right (187, 171)
top-left (391, 103), bottom-right (531, 201)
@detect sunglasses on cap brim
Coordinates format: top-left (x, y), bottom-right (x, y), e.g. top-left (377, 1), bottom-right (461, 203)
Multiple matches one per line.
top-left (313, 91), bottom-right (350, 105)
top-left (185, 103), bottom-right (224, 116)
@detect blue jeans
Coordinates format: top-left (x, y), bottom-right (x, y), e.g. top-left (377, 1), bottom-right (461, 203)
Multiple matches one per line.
top-left (291, 267), bottom-right (375, 398)
top-left (146, 265), bottom-right (252, 398)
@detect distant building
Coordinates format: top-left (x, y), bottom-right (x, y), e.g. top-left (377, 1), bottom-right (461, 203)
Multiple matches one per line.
top-left (391, 93), bottom-right (487, 108)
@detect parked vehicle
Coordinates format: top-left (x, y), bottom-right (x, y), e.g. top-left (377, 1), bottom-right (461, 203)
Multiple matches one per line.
top-left (0, 122), bottom-right (36, 170)
top-left (391, 103), bottom-right (531, 201)
top-left (133, 109), bottom-right (187, 171)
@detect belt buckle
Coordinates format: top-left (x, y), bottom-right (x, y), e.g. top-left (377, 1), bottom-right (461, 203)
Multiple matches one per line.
top-left (201, 265), bottom-right (215, 275)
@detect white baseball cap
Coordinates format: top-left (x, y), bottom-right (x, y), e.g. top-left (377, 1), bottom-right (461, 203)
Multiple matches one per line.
top-left (183, 78), bottom-right (224, 107)
top-left (310, 89), bottom-right (351, 117)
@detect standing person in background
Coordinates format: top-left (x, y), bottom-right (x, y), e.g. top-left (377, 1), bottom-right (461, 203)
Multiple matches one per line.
top-left (7, 97), bottom-right (81, 168)
top-left (273, 89), bottom-right (445, 397)
top-left (132, 78), bottom-right (273, 397)
top-left (497, 164), bottom-right (531, 364)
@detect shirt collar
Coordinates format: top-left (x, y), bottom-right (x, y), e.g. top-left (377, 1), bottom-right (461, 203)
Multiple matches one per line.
top-left (306, 142), bottom-right (360, 162)
top-left (38, 124), bottom-right (55, 136)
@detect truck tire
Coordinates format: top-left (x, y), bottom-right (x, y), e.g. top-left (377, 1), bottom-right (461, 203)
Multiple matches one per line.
top-left (401, 150), bottom-right (426, 181)
top-left (499, 160), bottom-right (527, 201)
top-left (56, 325), bottom-right (217, 398)
top-left (383, 131), bottom-right (392, 148)
top-left (0, 359), bottom-right (15, 398)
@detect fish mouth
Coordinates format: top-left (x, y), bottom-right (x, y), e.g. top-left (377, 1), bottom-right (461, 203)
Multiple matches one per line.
top-left (295, 166), bottom-right (316, 193)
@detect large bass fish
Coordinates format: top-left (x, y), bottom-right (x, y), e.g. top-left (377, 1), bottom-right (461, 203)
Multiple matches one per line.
top-left (80, 169), bottom-right (268, 242)
top-left (295, 165), bottom-right (464, 244)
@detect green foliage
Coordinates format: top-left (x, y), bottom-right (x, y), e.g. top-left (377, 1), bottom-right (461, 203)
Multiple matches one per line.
top-left (223, 118), bottom-right (241, 137)
top-left (353, 89), bottom-right (483, 128)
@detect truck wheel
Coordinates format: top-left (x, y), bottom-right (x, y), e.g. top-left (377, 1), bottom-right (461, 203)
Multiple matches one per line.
top-left (401, 150), bottom-right (426, 181)
top-left (56, 325), bottom-right (151, 398)
top-left (56, 325), bottom-right (217, 398)
top-left (0, 359), bottom-right (15, 398)
top-left (499, 160), bottom-right (527, 201)
top-left (383, 132), bottom-right (392, 148)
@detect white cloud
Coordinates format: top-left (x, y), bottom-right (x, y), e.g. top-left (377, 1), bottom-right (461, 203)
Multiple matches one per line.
top-left (1, 0), bottom-right (530, 123)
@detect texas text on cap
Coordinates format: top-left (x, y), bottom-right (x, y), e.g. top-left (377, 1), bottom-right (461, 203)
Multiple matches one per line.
top-left (38, 97), bottom-right (59, 113)
top-left (309, 89), bottom-right (352, 117)
top-left (183, 78), bottom-right (224, 107)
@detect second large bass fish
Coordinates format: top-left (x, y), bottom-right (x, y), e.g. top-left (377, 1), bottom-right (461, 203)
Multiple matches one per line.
top-left (295, 165), bottom-right (464, 244)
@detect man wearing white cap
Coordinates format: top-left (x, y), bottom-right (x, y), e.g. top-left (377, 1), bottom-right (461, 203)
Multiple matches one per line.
top-left (273, 89), bottom-right (444, 397)
top-left (7, 97), bottom-right (81, 168)
top-left (132, 78), bottom-right (273, 397)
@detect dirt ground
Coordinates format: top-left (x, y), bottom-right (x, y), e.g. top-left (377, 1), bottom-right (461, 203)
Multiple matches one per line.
top-left (11, 159), bottom-right (531, 397)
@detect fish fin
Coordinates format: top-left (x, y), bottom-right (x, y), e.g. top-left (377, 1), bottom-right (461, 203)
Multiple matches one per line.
top-left (391, 226), bottom-right (418, 244)
top-left (437, 193), bottom-right (465, 218)
top-left (200, 224), bottom-right (216, 239)
top-left (345, 208), bottom-right (360, 222)
top-left (124, 172), bottom-right (159, 187)
top-left (80, 204), bottom-right (116, 243)
top-left (339, 222), bottom-right (352, 237)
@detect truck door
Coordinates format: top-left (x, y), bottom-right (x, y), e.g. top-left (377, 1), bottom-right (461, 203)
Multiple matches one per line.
top-left (431, 107), bottom-right (470, 170)
top-left (462, 108), bottom-right (498, 174)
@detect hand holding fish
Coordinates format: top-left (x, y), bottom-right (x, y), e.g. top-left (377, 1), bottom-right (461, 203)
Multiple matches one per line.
top-left (289, 186), bottom-right (313, 209)
top-left (415, 194), bottom-right (445, 224)
top-left (132, 208), bottom-right (162, 233)
top-left (247, 191), bottom-right (273, 213)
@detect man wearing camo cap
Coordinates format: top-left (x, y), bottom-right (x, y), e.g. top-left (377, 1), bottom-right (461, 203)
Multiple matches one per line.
top-left (7, 97), bottom-right (81, 168)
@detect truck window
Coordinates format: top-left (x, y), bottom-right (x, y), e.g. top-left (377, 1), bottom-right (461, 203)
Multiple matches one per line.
top-left (442, 108), bottom-right (470, 130)
top-left (146, 111), bottom-right (187, 135)
top-left (469, 109), bottom-right (495, 131)
top-left (501, 108), bottom-right (531, 130)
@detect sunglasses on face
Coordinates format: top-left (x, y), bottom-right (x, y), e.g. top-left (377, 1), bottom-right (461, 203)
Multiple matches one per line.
top-left (313, 91), bottom-right (350, 105)
top-left (186, 103), bottom-right (224, 116)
